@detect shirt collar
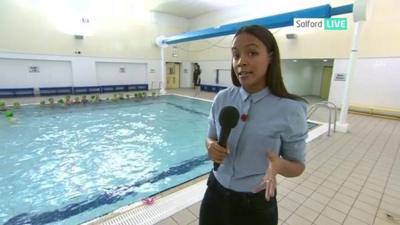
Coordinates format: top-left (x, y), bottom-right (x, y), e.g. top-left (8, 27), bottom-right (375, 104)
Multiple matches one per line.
top-left (239, 86), bottom-right (270, 103)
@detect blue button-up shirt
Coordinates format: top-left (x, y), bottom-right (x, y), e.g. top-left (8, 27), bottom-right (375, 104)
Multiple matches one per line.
top-left (208, 86), bottom-right (308, 192)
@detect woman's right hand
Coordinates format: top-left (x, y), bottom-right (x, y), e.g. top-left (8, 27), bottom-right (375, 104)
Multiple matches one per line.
top-left (206, 138), bottom-right (230, 163)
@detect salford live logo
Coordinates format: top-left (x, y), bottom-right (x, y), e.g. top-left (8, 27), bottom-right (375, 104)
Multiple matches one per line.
top-left (294, 18), bottom-right (348, 30)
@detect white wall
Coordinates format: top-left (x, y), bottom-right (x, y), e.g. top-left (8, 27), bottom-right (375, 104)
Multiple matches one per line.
top-left (189, 0), bottom-right (400, 60)
top-left (0, 58), bottom-right (72, 89)
top-left (0, 0), bottom-right (191, 91)
top-left (190, 0), bottom-right (349, 30)
top-left (196, 59), bottom-right (329, 96)
top-left (0, 52), bottom-right (162, 90)
top-left (281, 60), bottom-right (331, 97)
top-left (311, 65), bottom-right (324, 96)
top-left (96, 62), bottom-right (147, 85)
top-left (186, 0), bottom-right (400, 113)
top-left (329, 57), bottom-right (400, 110)
top-left (0, 1), bottom-right (190, 59)
top-left (196, 61), bottom-right (232, 87)
top-left (216, 69), bottom-right (233, 87)
top-left (71, 57), bottom-right (97, 86)
top-left (147, 60), bottom-right (163, 90)
top-left (1, 0), bottom-right (399, 113)
top-left (282, 60), bottom-right (314, 96)
top-left (180, 62), bottom-right (192, 88)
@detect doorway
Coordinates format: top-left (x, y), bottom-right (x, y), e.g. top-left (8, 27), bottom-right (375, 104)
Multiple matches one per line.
top-left (166, 62), bottom-right (180, 89)
top-left (320, 66), bottom-right (333, 100)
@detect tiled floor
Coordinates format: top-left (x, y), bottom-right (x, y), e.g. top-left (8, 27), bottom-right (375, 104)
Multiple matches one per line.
top-left (154, 89), bottom-right (400, 225)
top-left (3, 89), bottom-right (399, 225)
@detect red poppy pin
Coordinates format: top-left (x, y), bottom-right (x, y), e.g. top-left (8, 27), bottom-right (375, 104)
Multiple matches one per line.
top-left (241, 114), bottom-right (248, 122)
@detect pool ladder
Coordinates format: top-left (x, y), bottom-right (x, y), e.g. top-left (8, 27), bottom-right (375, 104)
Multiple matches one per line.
top-left (308, 101), bottom-right (337, 136)
top-left (151, 81), bottom-right (162, 95)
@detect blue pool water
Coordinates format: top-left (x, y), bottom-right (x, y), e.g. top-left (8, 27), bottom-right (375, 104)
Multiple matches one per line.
top-left (0, 95), bottom-right (212, 225)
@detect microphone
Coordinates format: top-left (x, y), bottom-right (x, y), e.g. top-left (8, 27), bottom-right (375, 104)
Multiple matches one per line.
top-left (214, 106), bottom-right (240, 171)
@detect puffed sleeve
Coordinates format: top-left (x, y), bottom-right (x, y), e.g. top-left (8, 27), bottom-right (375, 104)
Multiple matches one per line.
top-left (280, 101), bottom-right (308, 163)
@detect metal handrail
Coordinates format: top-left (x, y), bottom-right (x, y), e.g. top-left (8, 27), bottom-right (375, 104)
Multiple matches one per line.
top-left (308, 101), bottom-right (337, 136)
top-left (150, 81), bottom-right (163, 95)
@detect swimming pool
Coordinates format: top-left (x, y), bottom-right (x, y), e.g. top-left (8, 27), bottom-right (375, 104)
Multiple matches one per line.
top-left (0, 95), bottom-right (212, 225)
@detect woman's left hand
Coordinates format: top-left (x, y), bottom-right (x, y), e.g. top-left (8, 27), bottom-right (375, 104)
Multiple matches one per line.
top-left (253, 151), bottom-right (283, 201)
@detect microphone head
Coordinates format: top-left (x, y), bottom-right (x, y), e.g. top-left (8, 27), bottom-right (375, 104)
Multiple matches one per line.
top-left (219, 106), bottom-right (240, 129)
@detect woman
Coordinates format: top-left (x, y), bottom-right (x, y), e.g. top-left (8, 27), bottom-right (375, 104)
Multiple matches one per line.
top-left (199, 25), bottom-right (308, 225)
top-left (193, 63), bottom-right (202, 96)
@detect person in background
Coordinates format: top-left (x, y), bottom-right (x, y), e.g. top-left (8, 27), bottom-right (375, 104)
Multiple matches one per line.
top-left (193, 62), bottom-right (202, 96)
top-left (199, 25), bottom-right (308, 225)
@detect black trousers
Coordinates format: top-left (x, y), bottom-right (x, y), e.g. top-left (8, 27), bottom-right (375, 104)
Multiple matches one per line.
top-left (199, 172), bottom-right (278, 225)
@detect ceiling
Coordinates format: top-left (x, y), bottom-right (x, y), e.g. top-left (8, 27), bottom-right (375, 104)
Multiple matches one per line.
top-left (148, 0), bottom-right (256, 19)
top-left (147, 0), bottom-right (342, 19)
top-left (17, 0), bottom-right (341, 20)
top-left (16, 0), bottom-right (254, 19)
